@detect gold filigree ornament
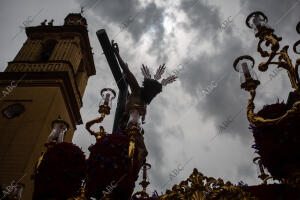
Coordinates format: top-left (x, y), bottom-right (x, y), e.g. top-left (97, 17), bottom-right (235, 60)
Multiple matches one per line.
top-left (159, 168), bottom-right (257, 200)
top-left (233, 12), bottom-right (300, 128)
top-left (85, 88), bottom-right (116, 141)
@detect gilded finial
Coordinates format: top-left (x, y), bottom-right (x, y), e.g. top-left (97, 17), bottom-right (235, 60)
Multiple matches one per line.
top-left (132, 163), bottom-right (151, 198)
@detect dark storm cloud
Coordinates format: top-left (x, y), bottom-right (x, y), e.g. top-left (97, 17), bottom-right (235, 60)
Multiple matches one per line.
top-left (80, 0), bottom-right (165, 50)
top-left (240, 0), bottom-right (300, 27)
top-left (239, 0), bottom-right (300, 48)
top-left (176, 0), bottom-right (299, 141)
top-left (179, 34), bottom-right (253, 139)
top-left (179, 0), bottom-right (222, 38)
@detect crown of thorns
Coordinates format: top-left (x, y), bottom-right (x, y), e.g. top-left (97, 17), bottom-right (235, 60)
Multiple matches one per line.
top-left (141, 64), bottom-right (177, 86)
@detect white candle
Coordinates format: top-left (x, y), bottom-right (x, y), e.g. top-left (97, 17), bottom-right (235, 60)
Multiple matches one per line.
top-left (104, 93), bottom-right (111, 106)
top-left (242, 62), bottom-right (251, 79)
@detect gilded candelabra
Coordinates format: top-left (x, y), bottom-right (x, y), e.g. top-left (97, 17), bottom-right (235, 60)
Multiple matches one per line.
top-left (73, 88), bottom-right (116, 200)
top-left (233, 11), bottom-right (300, 127)
top-left (33, 116), bottom-right (69, 176)
top-left (85, 88), bottom-right (116, 141)
top-left (132, 163), bottom-right (151, 199)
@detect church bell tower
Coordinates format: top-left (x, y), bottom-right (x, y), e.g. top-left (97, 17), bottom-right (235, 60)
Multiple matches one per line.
top-left (0, 13), bottom-right (95, 199)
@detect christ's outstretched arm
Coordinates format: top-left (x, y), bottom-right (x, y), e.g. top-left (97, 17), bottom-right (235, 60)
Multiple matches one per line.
top-left (112, 41), bottom-right (140, 94)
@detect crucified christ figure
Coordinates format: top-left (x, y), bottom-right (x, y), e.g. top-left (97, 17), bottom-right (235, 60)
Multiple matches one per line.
top-left (112, 40), bottom-right (177, 165)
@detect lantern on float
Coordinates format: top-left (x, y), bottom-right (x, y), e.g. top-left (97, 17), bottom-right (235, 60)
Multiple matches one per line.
top-left (47, 116), bottom-right (69, 144)
top-left (233, 55), bottom-right (260, 92)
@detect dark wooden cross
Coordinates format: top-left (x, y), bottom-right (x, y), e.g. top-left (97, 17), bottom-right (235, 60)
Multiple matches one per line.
top-left (96, 29), bottom-right (128, 133)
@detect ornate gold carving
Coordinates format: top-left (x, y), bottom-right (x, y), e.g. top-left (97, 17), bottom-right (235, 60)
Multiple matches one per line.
top-left (159, 168), bottom-right (257, 200)
top-left (255, 27), bottom-right (299, 91)
top-left (235, 14), bottom-right (300, 127)
top-left (133, 163), bottom-right (151, 198)
top-left (126, 125), bottom-right (140, 165)
top-left (246, 89), bottom-right (300, 127)
top-left (85, 112), bottom-right (107, 141)
top-left (85, 88), bottom-right (115, 141)
top-left (85, 105), bottom-right (111, 141)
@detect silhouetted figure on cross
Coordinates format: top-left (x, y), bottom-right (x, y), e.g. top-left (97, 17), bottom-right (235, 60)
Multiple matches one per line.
top-left (112, 41), bottom-right (177, 165)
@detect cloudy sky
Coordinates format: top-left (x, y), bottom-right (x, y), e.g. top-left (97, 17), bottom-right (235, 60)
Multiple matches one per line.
top-left (0, 0), bottom-right (299, 195)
